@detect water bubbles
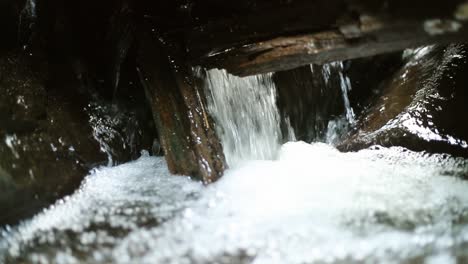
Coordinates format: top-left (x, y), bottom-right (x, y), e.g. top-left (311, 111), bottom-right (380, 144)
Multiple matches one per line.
top-left (1, 143), bottom-right (468, 263)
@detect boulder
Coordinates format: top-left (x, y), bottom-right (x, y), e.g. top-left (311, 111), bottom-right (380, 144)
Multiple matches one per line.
top-left (273, 64), bottom-right (347, 142)
top-left (0, 52), bottom-right (155, 225)
top-left (338, 44), bottom-right (468, 157)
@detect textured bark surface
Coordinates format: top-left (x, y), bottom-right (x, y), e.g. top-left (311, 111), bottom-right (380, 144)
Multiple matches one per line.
top-left (137, 31), bottom-right (226, 183)
top-left (187, 0), bottom-right (468, 76)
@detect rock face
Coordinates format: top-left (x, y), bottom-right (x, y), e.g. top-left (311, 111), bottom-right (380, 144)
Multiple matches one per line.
top-left (0, 53), bottom-right (102, 225)
top-left (0, 52), bottom-right (155, 225)
top-left (338, 44), bottom-right (468, 157)
top-left (273, 65), bottom-right (347, 142)
top-left (271, 53), bottom-right (404, 144)
top-left (137, 31), bottom-right (226, 184)
top-left (0, 0), bottom-right (23, 52)
top-left (345, 52), bottom-right (404, 117)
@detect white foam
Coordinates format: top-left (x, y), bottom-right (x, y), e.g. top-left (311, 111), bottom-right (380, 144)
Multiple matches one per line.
top-left (2, 142), bottom-right (468, 263)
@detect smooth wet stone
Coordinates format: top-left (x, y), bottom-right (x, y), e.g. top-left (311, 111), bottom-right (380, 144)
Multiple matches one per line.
top-left (338, 44), bottom-right (468, 157)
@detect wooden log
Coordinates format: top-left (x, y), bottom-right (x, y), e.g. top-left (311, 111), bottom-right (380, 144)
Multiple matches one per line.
top-left (137, 31), bottom-right (226, 183)
top-left (187, 0), bottom-right (468, 76)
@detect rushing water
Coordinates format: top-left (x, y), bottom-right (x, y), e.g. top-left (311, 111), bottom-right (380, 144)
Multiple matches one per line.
top-left (1, 63), bottom-right (468, 264)
top-left (1, 145), bottom-right (468, 263)
top-left (202, 69), bottom-right (282, 167)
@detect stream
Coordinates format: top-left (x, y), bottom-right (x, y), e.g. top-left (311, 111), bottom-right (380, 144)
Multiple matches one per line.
top-left (1, 143), bottom-right (468, 263)
top-left (1, 63), bottom-right (468, 264)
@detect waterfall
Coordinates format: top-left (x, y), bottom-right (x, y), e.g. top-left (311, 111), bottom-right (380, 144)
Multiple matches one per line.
top-left (18, 0), bottom-right (37, 47)
top-left (201, 69), bottom-right (282, 167)
top-left (336, 63), bottom-right (355, 124)
top-left (322, 62), bottom-right (355, 144)
top-left (200, 62), bottom-right (355, 165)
top-left (321, 62), bottom-right (355, 124)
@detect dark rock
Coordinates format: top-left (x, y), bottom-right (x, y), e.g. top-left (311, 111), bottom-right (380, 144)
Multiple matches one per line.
top-left (137, 30), bottom-right (226, 183)
top-left (338, 44), bottom-right (468, 157)
top-left (272, 53), bottom-right (404, 143)
top-left (0, 52), bottom-right (155, 226)
top-left (0, 0), bottom-right (23, 52)
top-left (346, 52), bottom-right (404, 117)
top-left (107, 2), bottom-right (135, 96)
top-left (0, 52), bottom-right (104, 225)
top-left (273, 64), bottom-right (347, 142)
top-left (86, 97), bottom-right (156, 165)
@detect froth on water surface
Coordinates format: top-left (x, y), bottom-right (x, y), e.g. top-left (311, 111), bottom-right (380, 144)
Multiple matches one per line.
top-left (1, 143), bottom-right (468, 263)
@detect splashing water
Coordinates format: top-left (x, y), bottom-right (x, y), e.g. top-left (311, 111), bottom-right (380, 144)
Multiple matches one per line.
top-left (1, 144), bottom-right (468, 263)
top-left (2, 58), bottom-right (468, 264)
top-left (18, 0), bottom-right (37, 47)
top-left (322, 62), bottom-right (355, 144)
top-left (86, 100), bottom-right (143, 167)
top-left (321, 62), bottom-right (354, 123)
top-left (202, 69), bottom-right (282, 167)
top-left (335, 62), bottom-right (355, 124)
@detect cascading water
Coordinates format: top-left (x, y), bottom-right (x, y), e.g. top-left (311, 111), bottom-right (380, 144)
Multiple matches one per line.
top-left (18, 0), bottom-right (37, 47)
top-left (275, 62), bottom-right (356, 145)
top-left (200, 62), bottom-right (355, 162)
top-left (201, 68), bottom-right (282, 166)
top-left (335, 62), bottom-right (355, 124)
top-left (2, 56), bottom-right (468, 264)
top-left (322, 62), bottom-right (356, 144)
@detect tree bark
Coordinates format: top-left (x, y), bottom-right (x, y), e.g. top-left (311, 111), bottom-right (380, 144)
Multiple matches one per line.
top-left (186, 0), bottom-right (468, 76)
top-left (137, 31), bottom-right (226, 183)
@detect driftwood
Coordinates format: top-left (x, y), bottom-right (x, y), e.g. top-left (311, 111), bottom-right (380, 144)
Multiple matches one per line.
top-left (185, 0), bottom-right (468, 76)
top-left (137, 31), bottom-right (226, 183)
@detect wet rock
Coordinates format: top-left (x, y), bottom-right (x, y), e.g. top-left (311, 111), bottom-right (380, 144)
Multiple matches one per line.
top-left (272, 53), bottom-right (403, 143)
top-left (0, 56), bottom-right (46, 134)
top-left (137, 31), bottom-right (225, 183)
top-left (346, 52), bottom-right (404, 117)
top-left (0, 53), bottom-right (102, 225)
top-left (0, 52), bottom-right (155, 225)
top-left (107, 2), bottom-right (135, 96)
top-left (0, 0), bottom-right (23, 52)
top-left (338, 44), bottom-right (468, 157)
top-left (198, 19), bottom-right (468, 77)
top-left (273, 65), bottom-right (347, 142)
top-left (86, 97), bottom-right (156, 165)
